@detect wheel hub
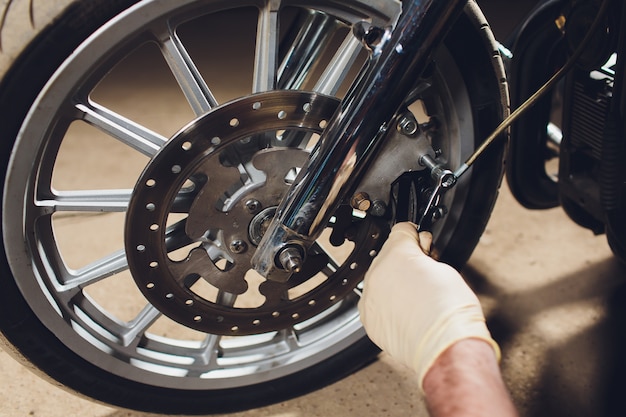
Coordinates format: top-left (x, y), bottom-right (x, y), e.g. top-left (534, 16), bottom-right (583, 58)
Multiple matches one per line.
top-left (248, 206), bottom-right (278, 246)
top-left (125, 91), bottom-right (387, 335)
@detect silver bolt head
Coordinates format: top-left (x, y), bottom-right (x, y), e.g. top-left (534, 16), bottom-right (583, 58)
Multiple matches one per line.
top-left (245, 199), bottom-right (262, 214)
top-left (398, 115), bottom-right (419, 136)
top-left (278, 247), bottom-right (303, 273)
top-left (229, 240), bottom-right (248, 254)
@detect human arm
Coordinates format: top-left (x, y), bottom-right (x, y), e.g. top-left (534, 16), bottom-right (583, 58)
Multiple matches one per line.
top-left (423, 338), bottom-right (518, 417)
top-left (358, 222), bottom-right (518, 417)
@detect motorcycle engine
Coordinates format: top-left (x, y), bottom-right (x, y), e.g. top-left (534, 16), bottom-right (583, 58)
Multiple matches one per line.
top-left (558, 1), bottom-right (620, 233)
top-left (558, 54), bottom-right (615, 232)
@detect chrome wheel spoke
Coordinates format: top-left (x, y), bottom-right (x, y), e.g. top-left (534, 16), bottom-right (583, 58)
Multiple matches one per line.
top-left (70, 292), bottom-right (139, 345)
top-left (158, 24), bottom-right (218, 115)
top-left (277, 327), bottom-right (301, 350)
top-left (37, 190), bottom-right (132, 213)
top-left (216, 290), bottom-right (238, 307)
top-left (195, 334), bottom-right (222, 369)
top-left (121, 304), bottom-right (162, 347)
top-left (75, 101), bottom-right (167, 157)
top-left (139, 332), bottom-right (222, 374)
top-left (314, 33), bottom-right (363, 95)
top-left (253, 1), bottom-right (281, 92)
top-left (59, 249), bottom-right (128, 289)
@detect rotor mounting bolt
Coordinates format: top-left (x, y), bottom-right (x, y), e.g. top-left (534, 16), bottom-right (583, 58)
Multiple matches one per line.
top-left (229, 240), bottom-right (248, 254)
top-left (278, 246), bottom-right (303, 274)
top-left (245, 199), bottom-right (261, 214)
top-left (351, 192), bottom-right (372, 212)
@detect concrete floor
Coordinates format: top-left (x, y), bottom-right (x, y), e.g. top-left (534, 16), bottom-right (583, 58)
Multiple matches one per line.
top-left (2, 1), bottom-right (625, 416)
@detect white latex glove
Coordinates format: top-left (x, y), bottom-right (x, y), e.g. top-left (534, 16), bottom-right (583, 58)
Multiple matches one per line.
top-left (358, 222), bottom-right (500, 390)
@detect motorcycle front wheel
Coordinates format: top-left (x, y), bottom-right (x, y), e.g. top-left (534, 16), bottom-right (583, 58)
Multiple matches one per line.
top-left (0, 0), bottom-right (507, 414)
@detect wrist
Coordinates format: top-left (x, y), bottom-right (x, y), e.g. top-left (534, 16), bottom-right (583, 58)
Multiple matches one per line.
top-left (413, 304), bottom-right (500, 391)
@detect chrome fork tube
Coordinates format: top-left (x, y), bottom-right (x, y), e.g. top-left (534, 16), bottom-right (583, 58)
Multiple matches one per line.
top-left (252, 0), bottom-right (466, 281)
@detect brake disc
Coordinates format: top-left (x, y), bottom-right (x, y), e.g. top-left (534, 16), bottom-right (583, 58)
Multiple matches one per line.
top-left (125, 90), bottom-right (387, 335)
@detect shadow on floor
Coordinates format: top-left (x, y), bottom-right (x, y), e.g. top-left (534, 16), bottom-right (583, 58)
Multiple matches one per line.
top-left (464, 257), bottom-right (626, 417)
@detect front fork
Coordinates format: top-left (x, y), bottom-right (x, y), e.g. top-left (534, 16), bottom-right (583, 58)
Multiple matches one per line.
top-left (251, 0), bottom-right (465, 281)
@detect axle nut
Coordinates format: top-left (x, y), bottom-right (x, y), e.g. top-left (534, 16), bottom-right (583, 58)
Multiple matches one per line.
top-left (277, 246), bottom-right (304, 274)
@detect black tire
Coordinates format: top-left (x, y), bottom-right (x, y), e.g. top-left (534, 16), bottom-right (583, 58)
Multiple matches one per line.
top-left (0, 0), bottom-right (507, 414)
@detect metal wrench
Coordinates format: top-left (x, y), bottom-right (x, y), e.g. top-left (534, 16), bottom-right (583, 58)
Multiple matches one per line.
top-left (416, 154), bottom-right (457, 231)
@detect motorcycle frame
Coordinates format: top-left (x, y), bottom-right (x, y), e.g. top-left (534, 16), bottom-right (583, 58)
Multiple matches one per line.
top-left (251, 0), bottom-right (467, 281)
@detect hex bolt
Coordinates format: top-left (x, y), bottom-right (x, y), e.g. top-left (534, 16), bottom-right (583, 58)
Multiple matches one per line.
top-left (278, 246), bottom-right (303, 273)
top-left (351, 192), bottom-right (372, 212)
top-left (420, 154), bottom-right (456, 188)
top-left (245, 199), bottom-right (261, 214)
top-left (229, 240), bottom-right (248, 254)
top-left (397, 114), bottom-right (419, 136)
top-left (441, 172), bottom-right (457, 189)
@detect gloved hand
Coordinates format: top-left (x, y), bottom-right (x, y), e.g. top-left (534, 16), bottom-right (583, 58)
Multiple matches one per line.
top-left (358, 222), bottom-right (500, 390)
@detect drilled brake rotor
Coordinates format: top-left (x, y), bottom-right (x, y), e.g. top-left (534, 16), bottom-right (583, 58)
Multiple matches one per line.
top-left (125, 91), bottom-right (387, 335)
